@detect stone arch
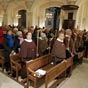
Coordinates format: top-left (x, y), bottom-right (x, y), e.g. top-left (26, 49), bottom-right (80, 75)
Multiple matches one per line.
top-left (7, 2), bottom-right (27, 26)
top-left (35, 1), bottom-right (65, 29)
top-left (0, 8), bottom-right (4, 26)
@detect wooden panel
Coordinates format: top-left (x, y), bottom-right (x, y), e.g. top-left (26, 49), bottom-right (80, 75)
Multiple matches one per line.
top-left (45, 61), bottom-right (66, 84)
top-left (66, 57), bottom-right (73, 69)
top-left (62, 19), bottom-right (75, 29)
top-left (26, 54), bottom-right (51, 71)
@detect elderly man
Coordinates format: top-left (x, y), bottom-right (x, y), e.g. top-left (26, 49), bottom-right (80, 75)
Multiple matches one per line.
top-left (64, 29), bottom-right (75, 59)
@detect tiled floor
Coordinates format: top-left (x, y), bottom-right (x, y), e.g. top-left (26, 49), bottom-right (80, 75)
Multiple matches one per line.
top-left (0, 73), bottom-right (23, 88)
top-left (0, 58), bottom-right (88, 88)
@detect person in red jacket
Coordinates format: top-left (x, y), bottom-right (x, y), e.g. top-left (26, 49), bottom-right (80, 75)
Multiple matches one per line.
top-left (0, 27), bottom-right (3, 49)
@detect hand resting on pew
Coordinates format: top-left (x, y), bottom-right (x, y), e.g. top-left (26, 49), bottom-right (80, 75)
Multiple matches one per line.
top-left (63, 59), bottom-right (67, 63)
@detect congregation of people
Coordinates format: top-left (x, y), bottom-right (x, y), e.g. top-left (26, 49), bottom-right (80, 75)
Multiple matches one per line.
top-left (0, 25), bottom-right (88, 80)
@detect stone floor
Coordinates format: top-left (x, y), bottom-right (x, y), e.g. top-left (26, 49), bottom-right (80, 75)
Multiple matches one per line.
top-left (0, 58), bottom-right (88, 88)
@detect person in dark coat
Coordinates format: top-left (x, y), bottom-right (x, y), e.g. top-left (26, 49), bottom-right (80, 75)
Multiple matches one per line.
top-left (0, 27), bottom-right (4, 49)
top-left (3, 30), bottom-right (18, 73)
top-left (20, 32), bottom-right (36, 79)
top-left (51, 31), bottom-right (66, 64)
top-left (84, 32), bottom-right (88, 58)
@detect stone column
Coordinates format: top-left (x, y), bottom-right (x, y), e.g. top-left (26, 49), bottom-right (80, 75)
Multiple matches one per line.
top-left (25, 1), bottom-right (34, 27)
top-left (26, 10), bottom-right (33, 27)
top-left (59, 10), bottom-right (65, 30)
top-left (2, 1), bottom-right (9, 26)
top-left (2, 9), bottom-right (8, 26)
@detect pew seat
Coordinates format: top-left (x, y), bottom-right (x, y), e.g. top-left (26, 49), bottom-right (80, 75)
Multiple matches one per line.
top-left (0, 49), bottom-right (5, 72)
top-left (77, 51), bottom-right (84, 64)
top-left (10, 53), bottom-right (21, 81)
top-left (26, 55), bottom-right (73, 88)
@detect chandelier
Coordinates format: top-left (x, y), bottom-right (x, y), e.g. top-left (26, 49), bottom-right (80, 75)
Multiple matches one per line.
top-left (16, 14), bottom-right (21, 18)
top-left (46, 12), bottom-right (52, 18)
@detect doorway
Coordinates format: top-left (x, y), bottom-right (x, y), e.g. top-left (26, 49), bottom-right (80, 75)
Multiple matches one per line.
top-left (45, 7), bottom-right (61, 30)
top-left (18, 10), bottom-right (26, 28)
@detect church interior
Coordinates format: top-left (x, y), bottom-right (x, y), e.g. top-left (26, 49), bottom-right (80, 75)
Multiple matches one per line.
top-left (0, 0), bottom-right (88, 88)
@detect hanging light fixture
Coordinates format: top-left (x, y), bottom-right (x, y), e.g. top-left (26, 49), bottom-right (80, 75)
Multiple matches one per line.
top-left (45, 8), bottom-right (53, 18)
top-left (16, 14), bottom-right (21, 18)
top-left (46, 12), bottom-right (53, 18)
top-left (45, 0), bottom-right (53, 19)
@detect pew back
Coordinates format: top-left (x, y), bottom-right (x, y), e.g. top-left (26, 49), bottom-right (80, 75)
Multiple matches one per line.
top-left (10, 54), bottom-right (21, 81)
top-left (26, 54), bottom-right (53, 71)
top-left (45, 61), bottom-right (66, 84)
top-left (66, 57), bottom-right (73, 69)
top-left (0, 49), bottom-right (5, 72)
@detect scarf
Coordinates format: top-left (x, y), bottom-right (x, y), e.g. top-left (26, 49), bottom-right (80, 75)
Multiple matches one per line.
top-left (18, 37), bottom-right (24, 45)
top-left (25, 39), bottom-right (32, 42)
top-left (7, 35), bottom-right (14, 48)
top-left (57, 38), bottom-right (63, 42)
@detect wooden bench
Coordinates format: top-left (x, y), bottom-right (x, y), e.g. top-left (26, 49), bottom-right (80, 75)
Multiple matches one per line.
top-left (26, 55), bottom-right (73, 88)
top-left (10, 53), bottom-right (21, 81)
top-left (0, 49), bottom-right (5, 72)
top-left (77, 51), bottom-right (84, 64)
top-left (45, 57), bottom-right (73, 88)
top-left (66, 57), bottom-right (73, 70)
top-left (26, 54), bottom-right (54, 88)
top-left (78, 51), bottom-right (84, 59)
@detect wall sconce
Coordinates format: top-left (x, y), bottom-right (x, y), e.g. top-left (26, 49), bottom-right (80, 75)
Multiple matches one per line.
top-left (16, 14), bottom-right (21, 18)
top-left (0, 15), bottom-right (3, 18)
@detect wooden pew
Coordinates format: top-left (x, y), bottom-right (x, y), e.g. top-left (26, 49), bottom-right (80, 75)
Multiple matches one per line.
top-left (78, 51), bottom-right (84, 59)
top-left (45, 57), bottom-right (73, 88)
top-left (0, 49), bottom-right (5, 72)
top-left (10, 53), bottom-right (21, 81)
top-left (66, 57), bottom-right (73, 73)
top-left (26, 55), bottom-right (73, 88)
top-left (77, 51), bottom-right (84, 64)
top-left (45, 61), bottom-right (66, 88)
top-left (26, 54), bottom-right (54, 88)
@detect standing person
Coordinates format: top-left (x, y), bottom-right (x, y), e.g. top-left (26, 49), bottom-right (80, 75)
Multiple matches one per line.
top-left (84, 32), bottom-right (88, 58)
top-left (51, 31), bottom-right (66, 64)
top-left (15, 31), bottom-right (24, 53)
top-left (38, 32), bottom-right (49, 56)
top-left (64, 29), bottom-right (74, 58)
top-left (20, 32), bottom-right (36, 79)
top-left (0, 27), bottom-right (4, 49)
top-left (3, 30), bottom-right (18, 73)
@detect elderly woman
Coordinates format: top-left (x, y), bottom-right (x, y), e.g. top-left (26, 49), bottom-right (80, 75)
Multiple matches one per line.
top-left (15, 31), bottom-right (24, 53)
top-left (38, 32), bottom-right (49, 56)
top-left (20, 32), bottom-right (36, 79)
